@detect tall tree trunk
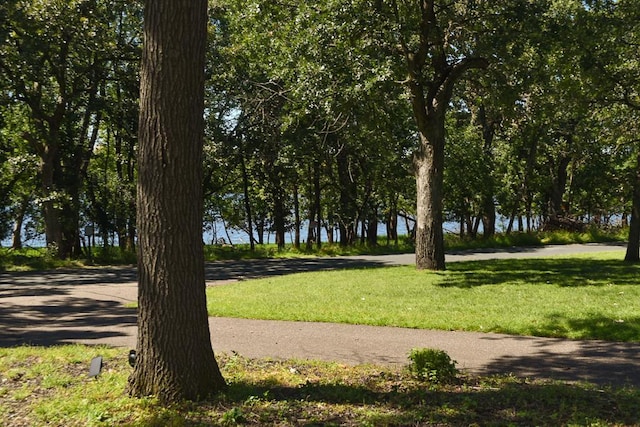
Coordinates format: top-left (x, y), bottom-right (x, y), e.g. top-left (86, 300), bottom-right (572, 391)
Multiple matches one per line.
top-left (255, 216), bottom-right (265, 245)
top-left (59, 196), bottom-right (82, 259)
top-left (314, 159), bottom-right (322, 248)
top-left (305, 164), bottom-right (316, 251)
top-left (125, 200), bottom-right (136, 251)
top-left (38, 140), bottom-right (64, 254)
top-left (273, 193), bottom-right (286, 250)
top-left (366, 206), bottom-right (378, 246)
top-left (386, 195), bottom-right (398, 245)
top-left (625, 153), bottom-right (640, 262)
top-left (477, 104), bottom-right (496, 237)
top-left (413, 118), bottom-right (446, 270)
top-left (293, 182), bottom-right (300, 249)
top-left (128, 0), bottom-right (225, 402)
top-left (336, 147), bottom-right (357, 246)
top-left (240, 151), bottom-right (255, 251)
top-left (549, 151), bottom-right (572, 216)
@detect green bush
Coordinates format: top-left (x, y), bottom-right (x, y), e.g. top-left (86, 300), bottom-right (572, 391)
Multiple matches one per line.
top-left (408, 348), bottom-right (458, 383)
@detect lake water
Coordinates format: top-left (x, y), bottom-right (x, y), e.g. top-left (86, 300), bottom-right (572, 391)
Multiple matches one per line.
top-left (2, 216), bottom-right (511, 248)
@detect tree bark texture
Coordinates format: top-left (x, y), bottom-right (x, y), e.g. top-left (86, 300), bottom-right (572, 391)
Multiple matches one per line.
top-left (128, 0), bottom-right (226, 401)
top-left (413, 117), bottom-right (446, 270)
top-left (625, 153), bottom-right (640, 262)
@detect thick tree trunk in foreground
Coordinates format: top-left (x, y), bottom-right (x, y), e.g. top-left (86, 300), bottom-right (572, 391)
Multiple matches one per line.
top-left (625, 153), bottom-right (640, 262)
top-left (127, 0), bottom-right (226, 402)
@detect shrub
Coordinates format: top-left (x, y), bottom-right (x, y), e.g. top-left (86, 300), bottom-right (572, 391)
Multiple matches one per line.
top-left (408, 348), bottom-right (458, 383)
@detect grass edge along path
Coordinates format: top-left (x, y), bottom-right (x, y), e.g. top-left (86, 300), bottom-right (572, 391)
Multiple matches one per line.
top-left (1, 228), bottom-right (628, 272)
top-left (1, 345), bottom-right (640, 426)
top-left (206, 251), bottom-right (640, 342)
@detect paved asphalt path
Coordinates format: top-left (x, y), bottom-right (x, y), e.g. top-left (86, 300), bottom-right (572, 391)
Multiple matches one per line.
top-left (2, 242), bottom-right (639, 387)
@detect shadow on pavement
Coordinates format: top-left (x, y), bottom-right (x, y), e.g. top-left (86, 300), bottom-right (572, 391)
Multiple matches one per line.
top-left (0, 296), bottom-right (137, 348)
top-left (0, 267), bottom-right (138, 289)
top-left (478, 334), bottom-right (640, 387)
top-left (0, 258), bottom-right (391, 289)
top-left (204, 257), bottom-right (392, 281)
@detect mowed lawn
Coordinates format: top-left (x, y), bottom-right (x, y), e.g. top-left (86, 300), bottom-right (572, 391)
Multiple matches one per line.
top-left (206, 251), bottom-right (640, 342)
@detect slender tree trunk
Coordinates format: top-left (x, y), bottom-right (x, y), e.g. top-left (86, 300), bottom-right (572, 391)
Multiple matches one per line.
top-left (477, 105), bottom-right (496, 237)
top-left (256, 217), bottom-right (265, 245)
top-left (386, 195), bottom-right (398, 245)
top-left (325, 220), bottom-right (334, 244)
top-left (126, 200), bottom-right (136, 251)
top-left (506, 215), bottom-right (514, 235)
top-left (336, 147), bottom-right (357, 246)
top-left (240, 151), bottom-right (255, 251)
top-left (11, 196), bottom-right (30, 250)
top-left (625, 153), bottom-right (640, 262)
top-left (314, 160), bottom-right (322, 248)
top-left (128, 0), bottom-right (226, 402)
top-left (39, 141), bottom-right (63, 254)
top-left (366, 206), bottom-right (378, 246)
top-left (550, 153), bottom-right (572, 216)
top-left (273, 193), bottom-right (286, 250)
top-left (305, 175), bottom-right (316, 251)
top-left (293, 182), bottom-right (300, 249)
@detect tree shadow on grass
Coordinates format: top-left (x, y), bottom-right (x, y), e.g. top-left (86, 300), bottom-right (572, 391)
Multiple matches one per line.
top-left (440, 258), bottom-right (640, 288)
top-left (525, 313), bottom-right (640, 342)
top-left (154, 377), bottom-right (640, 426)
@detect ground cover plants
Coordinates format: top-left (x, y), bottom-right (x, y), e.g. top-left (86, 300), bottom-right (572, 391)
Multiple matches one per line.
top-left (1, 345), bottom-right (639, 426)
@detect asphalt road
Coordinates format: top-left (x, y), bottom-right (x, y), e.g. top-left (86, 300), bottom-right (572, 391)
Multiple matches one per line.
top-left (2, 242), bottom-right (638, 387)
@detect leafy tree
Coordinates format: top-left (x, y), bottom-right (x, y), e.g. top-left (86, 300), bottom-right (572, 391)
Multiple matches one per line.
top-left (0, 0), bottom-right (120, 258)
top-left (570, 0), bottom-right (640, 259)
top-left (374, 0), bottom-right (493, 269)
top-left (208, 0), bottom-right (414, 249)
top-left (0, 104), bottom-right (39, 248)
top-left (83, 2), bottom-right (142, 251)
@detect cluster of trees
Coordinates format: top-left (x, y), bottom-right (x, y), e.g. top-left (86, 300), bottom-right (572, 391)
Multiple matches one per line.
top-left (1, 0), bottom-right (639, 265)
top-left (2, 0), bottom-right (638, 403)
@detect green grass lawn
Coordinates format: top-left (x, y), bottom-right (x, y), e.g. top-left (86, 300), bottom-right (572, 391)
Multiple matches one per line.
top-left (2, 345), bottom-right (639, 426)
top-left (3, 249), bottom-right (640, 425)
top-left (207, 251), bottom-right (640, 341)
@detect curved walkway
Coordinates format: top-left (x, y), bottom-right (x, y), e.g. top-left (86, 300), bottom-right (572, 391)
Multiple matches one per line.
top-left (1, 243), bottom-right (638, 387)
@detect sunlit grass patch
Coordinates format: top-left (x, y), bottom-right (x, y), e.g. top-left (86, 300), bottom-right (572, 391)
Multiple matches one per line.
top-left (206, 251), bottom-right (640, 341)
